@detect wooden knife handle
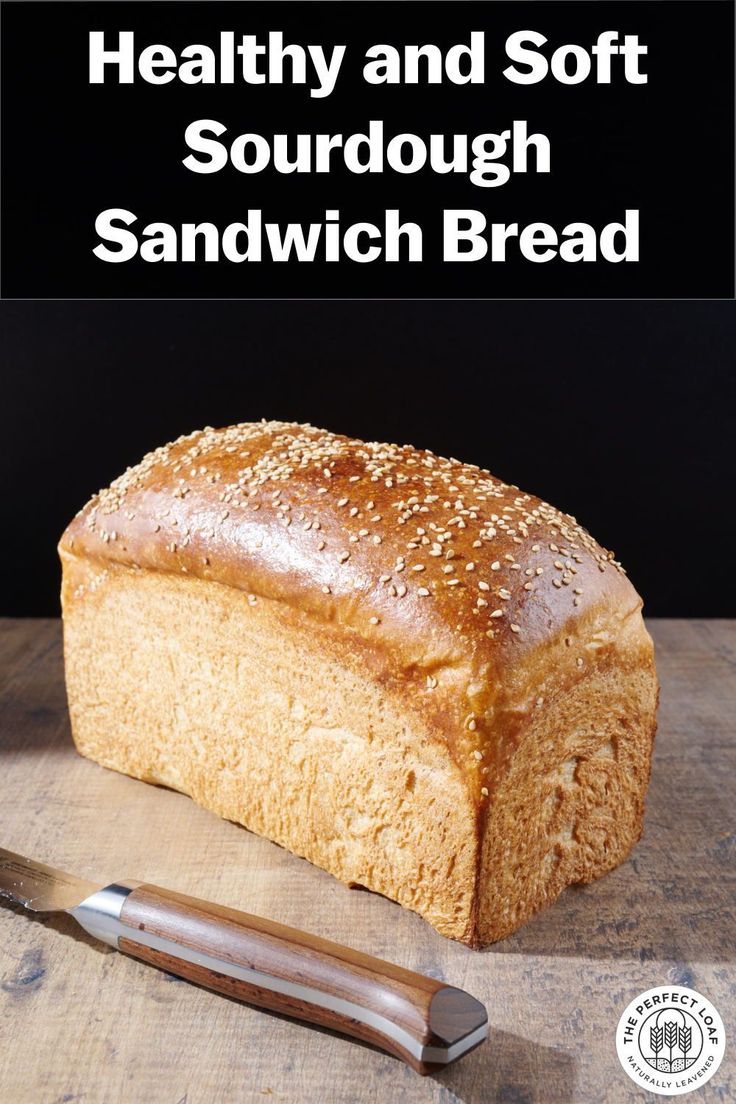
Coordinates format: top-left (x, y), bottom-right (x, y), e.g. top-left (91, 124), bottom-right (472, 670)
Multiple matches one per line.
top-left (117, 884), bottom-right (487, 1074)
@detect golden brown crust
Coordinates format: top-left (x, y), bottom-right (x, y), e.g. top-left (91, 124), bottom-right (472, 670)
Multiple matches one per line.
top-left (60, 420), bottom-right (642, 781)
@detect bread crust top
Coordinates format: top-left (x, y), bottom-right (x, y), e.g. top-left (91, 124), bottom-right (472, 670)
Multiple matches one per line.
top-left (60, 420), bottom-right (644, 776)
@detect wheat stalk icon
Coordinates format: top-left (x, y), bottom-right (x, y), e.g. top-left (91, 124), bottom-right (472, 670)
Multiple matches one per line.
top-left (650, 1024), bottom-right (663, 1060)
top-left (679, 1025), bottom-right (692, 1062)
top-left (664, 1020), bottom-right (678, 1067)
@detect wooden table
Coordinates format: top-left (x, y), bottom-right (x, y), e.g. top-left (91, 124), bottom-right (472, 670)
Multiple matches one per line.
top-left (0, 619), bottom-right (733, 1103)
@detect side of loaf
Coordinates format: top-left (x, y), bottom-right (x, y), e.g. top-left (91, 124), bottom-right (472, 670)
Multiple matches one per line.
top-left (59, 421), bottom-right (658, 944)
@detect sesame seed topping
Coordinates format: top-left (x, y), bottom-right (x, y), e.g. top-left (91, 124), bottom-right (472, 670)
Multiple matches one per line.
top-left (72, 420), bottom-right (627, 684)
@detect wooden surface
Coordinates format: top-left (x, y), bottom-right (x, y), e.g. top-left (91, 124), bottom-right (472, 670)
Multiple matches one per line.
top-left (0, 618), bottom-right (733, 1103)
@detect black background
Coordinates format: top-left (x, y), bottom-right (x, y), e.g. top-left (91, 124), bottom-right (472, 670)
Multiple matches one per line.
top-left (2, 0), bottom-right (734, 298)
top-left (2, 298), bottom-right (734, 617)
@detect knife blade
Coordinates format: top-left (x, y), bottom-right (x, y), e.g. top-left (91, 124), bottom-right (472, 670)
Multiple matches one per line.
top-left (0, 847), bottom-right (487, 1073)
top-left (0, 848), bottom-right (99, 911)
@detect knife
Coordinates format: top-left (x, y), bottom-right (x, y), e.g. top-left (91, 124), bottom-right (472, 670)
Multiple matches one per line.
top-left (0, 846), bottom-right (487, 1074)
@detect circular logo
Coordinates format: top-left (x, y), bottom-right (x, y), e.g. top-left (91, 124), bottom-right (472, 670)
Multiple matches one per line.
top-left (616, 986), bottom-right (726, 1096)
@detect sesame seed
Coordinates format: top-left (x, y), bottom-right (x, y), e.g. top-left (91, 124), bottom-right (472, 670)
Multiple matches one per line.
top-left (417, 587), bottom-right (430, 597)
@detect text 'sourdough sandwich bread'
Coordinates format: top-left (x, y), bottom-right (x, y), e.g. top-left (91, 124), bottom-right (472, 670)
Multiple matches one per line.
top-left (60, 421), bottom-right (658, 945)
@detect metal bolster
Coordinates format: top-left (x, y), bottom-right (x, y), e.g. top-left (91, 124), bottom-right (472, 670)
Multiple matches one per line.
top-left (69, 882), bottom-right (140, 946)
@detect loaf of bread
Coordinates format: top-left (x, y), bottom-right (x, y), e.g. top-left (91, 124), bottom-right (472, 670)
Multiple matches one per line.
top-left (59, 421), bottom-right (657, 945)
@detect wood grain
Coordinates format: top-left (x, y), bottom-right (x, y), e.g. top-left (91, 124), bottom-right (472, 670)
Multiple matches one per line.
top-left (118, 883), bottom-right (485, 1073)
top-left (0, 619), bottom-right (733, 1103)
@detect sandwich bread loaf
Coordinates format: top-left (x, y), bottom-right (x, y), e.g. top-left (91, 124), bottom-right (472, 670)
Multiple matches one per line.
top-left (59, 421), bottom-right (658, 944)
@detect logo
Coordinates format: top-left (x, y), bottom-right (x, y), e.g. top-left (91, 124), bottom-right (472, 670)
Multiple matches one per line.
top-left (616, 986), bottom-right (725, 1096)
